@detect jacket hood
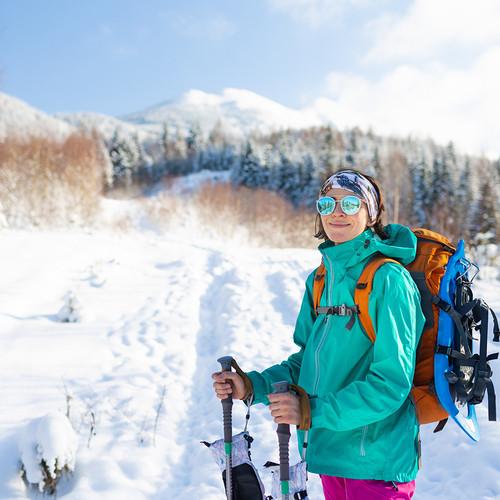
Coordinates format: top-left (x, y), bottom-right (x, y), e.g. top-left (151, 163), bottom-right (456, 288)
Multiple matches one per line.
top-left (319, 224), bottom-right (417, 268)
top-left (371, 224), bottom-right (417, 265)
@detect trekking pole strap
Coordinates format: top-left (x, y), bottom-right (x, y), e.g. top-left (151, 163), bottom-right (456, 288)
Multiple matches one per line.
top-left (230, 358), bottom-right (254, 401)
top-left (243, 393), bottom-right (254, 433)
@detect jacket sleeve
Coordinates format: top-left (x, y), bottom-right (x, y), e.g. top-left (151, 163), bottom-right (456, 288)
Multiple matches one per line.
top-left (310, 264), bottom-right (425, 431)
top-left (246, 270), bottom-right (317, 405)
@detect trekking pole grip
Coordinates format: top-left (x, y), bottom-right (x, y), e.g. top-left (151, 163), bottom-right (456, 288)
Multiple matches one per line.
top-left (218, 356), bottom-right (234, 500)
top-left (218, 356), bottom-right (234, 440)
top-left (272, 381), bottom-right (291, 499)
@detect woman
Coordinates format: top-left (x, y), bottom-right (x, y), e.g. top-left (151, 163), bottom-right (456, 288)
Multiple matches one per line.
top-left (212, 169), bottom-right (425, 499)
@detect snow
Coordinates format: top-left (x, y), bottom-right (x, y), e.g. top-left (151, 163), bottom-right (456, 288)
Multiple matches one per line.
top-left (0, 215), bottom-right (499, 498)
top-left (55, 112), bottom-right (159, 143)
top-left (0, 93), bottom-right (74, 141)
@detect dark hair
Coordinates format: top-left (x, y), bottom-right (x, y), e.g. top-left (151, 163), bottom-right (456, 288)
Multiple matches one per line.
top-left (314, 169), bottom-right (389, 240)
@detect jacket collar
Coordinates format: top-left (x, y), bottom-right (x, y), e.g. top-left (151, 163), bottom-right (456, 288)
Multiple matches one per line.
top-left (318, 229), bottom-right (374, 268)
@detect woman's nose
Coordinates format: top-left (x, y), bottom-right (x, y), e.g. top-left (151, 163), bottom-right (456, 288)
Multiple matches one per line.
top-left (331, 202), bottom-right (344, 216)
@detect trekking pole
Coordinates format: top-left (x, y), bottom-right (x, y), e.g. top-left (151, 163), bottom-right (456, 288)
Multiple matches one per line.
top-left (217, 356), bottom-right (234, 500)
top-left (272, 381), bottom-right (291, 500)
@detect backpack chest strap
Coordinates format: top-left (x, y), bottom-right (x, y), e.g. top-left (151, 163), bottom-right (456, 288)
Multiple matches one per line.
top-left (316, 304), bottom-right (360, 330)
top-left (316, 304), bottom-right (360, 316)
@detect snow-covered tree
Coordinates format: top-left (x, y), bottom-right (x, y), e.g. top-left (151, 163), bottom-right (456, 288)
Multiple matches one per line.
top-left (429, 152), bottom-right (454, 234)
top-left (19, 413), bottom-right (78, 495)
top-left (235, 141), bottom-right (261, 188)
top-left (455, 159), bottom-right (473, 241)
top-left (57, 291), bottom-right (82, 323)
top-left (409, 155), bottom-right (428, 227)
top-left (473, 179), bottom-right (498, 244)
top-left (108, 130), bottom-right (136, 188)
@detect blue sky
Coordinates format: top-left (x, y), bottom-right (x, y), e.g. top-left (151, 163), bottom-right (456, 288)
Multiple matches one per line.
top-left (1, 0), bottom-right (408, 115)
top-left (2, 0), bottom-right (500, 157)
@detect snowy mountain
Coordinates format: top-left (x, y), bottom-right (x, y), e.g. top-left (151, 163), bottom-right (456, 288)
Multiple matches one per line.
top-left (0, 89), bottom-right (330, 144)
top-left (0, 92), bottom-right (75, 141)
top-left (121, 88), bottom-right (326, 137)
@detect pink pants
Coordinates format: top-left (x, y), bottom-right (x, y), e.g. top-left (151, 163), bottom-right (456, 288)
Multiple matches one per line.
top-left (320, 475), bottom-right (416, 500)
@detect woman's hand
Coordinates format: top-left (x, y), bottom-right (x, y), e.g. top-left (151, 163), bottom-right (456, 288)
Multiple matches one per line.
top-left (212, 371), bottom-right (247, 400)
top-left (268, 391), bottom-right (302, 426)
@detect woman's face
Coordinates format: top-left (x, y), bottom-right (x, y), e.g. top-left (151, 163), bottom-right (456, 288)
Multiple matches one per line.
top-left (320, 188), bottom-right (372, 244)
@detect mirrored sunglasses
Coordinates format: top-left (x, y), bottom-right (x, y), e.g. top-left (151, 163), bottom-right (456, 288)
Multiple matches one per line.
top-left (316, 195), bottom-right (363, 216)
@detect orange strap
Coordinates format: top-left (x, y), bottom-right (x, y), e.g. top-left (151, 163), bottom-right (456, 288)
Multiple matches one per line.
top-left (354, 256), bottom-right (401, 343)
top-left (312, 261), bottom-right (326, 314)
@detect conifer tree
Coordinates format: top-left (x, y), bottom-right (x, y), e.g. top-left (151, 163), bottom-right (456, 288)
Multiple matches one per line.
top-left (297, 154), bottom-right (319, 208)
top-left (474, 180), bottom-right (498, 244)
top-left (409, 155), bottom-right (428, 227)
top-left (371, 147), bottom-right (382, 179)
top-left (344, 128), bottom-right (358, 167)
top-left (160, 122), bottom-right (171, 178)
top-left (279, 152), bottom-right (300, 204)
top-left (455, 159), bottom-right (473, 241)
top-left (186, 123), bottom-right (202, 174)
top-left (108, 130), bottom-right (135, 188)
top-left (236, 141), bottom-right (261, 188)
top-left (319, 126), bottom-right (335, 178)
top-left (430, 151), bottom-right (454, 233)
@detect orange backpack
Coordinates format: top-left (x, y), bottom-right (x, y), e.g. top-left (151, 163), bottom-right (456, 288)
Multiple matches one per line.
top-left (312, 228), bottom-right (499, 433)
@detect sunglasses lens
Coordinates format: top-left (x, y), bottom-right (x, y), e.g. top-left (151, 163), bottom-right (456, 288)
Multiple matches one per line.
top-left (341, 196), bottom-right (361, 215)
top-left (316, 197), bottom-right (335, 215)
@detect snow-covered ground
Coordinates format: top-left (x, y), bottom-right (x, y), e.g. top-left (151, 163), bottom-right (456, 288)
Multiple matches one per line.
top-left (0, 221), bottom-right (499, 499)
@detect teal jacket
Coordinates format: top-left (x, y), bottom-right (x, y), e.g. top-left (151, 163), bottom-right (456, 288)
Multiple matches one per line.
top-left (247, 225), bottom-right (426, 482)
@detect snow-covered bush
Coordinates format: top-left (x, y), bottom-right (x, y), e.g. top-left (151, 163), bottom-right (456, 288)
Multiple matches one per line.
top-left (57, 290), bottom-right (82, 323)
top-left (19, 413), bottom-right (78, 494)
top-left (87, 263), bottom-right (107, 288)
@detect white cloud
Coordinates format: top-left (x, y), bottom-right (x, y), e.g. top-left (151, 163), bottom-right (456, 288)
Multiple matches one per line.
top-left (314, 46), bottom-right (500, 157)
top-left (268, 0), bottom-right (378, 27)
top-left (365, 0), bottom-right (500, 63)
top-left (304, 0), bottom-right (500, 157)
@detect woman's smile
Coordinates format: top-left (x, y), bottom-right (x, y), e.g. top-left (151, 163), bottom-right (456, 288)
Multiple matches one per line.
top-left (321, 187), bottom-right (370, 243)
top-left (328, 221), bottom-right (350, 227)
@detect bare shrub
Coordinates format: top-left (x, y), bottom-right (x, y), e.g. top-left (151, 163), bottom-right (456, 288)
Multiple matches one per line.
top-left (144, 182), bottom-right (317, 248)
top-left (0, 131), bottom-right (106, 228)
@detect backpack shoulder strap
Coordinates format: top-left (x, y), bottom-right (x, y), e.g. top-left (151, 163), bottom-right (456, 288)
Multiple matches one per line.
top-left (355, 255), bottom-right (401, 343)
top-left (312, 261), bottom-right (326, 315)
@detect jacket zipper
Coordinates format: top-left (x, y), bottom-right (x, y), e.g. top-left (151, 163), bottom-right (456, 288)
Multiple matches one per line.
top-left (360, 425), bottom-right (368, 456)
top-left (313, 254), bottom-right (334, 395)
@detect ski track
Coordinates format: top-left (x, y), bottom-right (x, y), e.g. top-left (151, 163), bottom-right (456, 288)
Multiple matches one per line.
top-left (164, 250), bottom-right (248, 499)
top-left (104, 248), bottom-right (207, 493)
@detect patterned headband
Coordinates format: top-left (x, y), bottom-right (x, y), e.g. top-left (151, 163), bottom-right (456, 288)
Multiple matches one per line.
top-left (320, 170), bottom-right (379, 223)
